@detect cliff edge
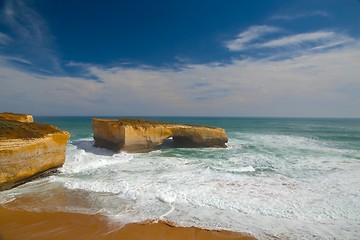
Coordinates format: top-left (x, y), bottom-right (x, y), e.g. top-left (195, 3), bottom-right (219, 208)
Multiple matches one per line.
top-left (0, 113), bottom-right (70, 191)
top-left (0, 112), bottom-right (34, 123)
top-left (92, 118), bottom-right (228, 153)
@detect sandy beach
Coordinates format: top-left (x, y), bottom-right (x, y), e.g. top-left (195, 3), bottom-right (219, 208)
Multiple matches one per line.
top-left (0, 204), bottom-right (256, 240)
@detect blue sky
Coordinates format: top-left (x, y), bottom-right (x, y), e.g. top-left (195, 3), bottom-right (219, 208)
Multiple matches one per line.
top-left (0, 0), bottom-right (359, 117)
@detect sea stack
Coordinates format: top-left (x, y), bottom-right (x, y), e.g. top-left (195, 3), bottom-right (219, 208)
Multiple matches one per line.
top-left (0, 113), bottom-right (70, 191)
top-left (92, 118), bottom-right (228, 153)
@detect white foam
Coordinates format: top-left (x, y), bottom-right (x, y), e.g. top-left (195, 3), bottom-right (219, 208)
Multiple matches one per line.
top-left (0, 194), bottom-right (16, 204)
top-left (240, 165), bottom-right (255, 172)
top-left (156, 190), bottom-right (177, 204)
top-left (60, 142), bottom-right (133, 174)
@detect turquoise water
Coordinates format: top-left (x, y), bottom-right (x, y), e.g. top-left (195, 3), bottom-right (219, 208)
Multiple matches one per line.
top-left (2, 117), bottom-right (360, 239)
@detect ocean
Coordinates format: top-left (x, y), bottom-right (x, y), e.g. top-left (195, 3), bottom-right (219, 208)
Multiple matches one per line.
top-left (1, 117), bottom-right (360, 239)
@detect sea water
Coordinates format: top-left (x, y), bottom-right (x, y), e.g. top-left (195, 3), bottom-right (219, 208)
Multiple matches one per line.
top-left (1, 117), bottom-right (360, 239)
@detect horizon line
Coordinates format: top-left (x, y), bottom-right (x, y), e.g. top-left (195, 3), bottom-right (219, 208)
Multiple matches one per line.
top-left (32, 115), bottom-right (360, 120)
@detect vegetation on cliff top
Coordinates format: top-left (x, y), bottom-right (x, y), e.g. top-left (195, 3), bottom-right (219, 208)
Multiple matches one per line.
top-left (93, 117), bottom-right (218, 129)
top-left (0, 118), bottom-right (60, 139)
top-left (1, 112), bottom-right (30, 116)
top-left (115, 118), bottom-right (216, 129)
top-left (117, 118), bottom-right (169, 128)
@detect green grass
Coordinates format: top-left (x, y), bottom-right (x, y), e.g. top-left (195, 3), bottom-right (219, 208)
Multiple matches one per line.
top-left (0, 118), bottom-right (60, 139)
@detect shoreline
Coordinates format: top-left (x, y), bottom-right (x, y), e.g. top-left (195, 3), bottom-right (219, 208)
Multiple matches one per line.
top-left (0, 205), bottom-right (256, 240)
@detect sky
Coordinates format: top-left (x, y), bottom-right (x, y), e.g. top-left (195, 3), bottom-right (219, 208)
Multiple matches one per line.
top-left (0, 0), bottom-right (359, 117)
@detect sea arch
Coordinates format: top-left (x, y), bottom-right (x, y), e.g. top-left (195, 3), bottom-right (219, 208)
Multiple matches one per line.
top-left (92, 118), bottom-right (228, 153)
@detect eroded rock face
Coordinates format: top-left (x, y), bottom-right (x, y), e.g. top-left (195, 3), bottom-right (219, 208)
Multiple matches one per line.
top-left (0, 113), bottom-right (70, 191)
top-left (92, 118), bottom-right (228, 153)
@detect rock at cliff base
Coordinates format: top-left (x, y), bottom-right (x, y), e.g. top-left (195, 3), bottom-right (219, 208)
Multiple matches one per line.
top-left (0, 113), bottom-right (70, 191)
top-left (92, 118), bottom-right (228, 153)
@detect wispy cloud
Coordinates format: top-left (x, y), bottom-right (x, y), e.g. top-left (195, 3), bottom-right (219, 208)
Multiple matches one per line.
top-left (261, 31), bottom-right (354, 51)
top-left (225, 25), bottom-right (354, 55)
top-left (260, 31), bottom-right (334, 47)
top-left (311, 39), bottom-right (352, 50)
top-left (0, 32), bottom-right (12, 45)
top-left (1, 56), bottom-right (33, 65)
top-left (1, 0), bottom-right (61, 73)
top-left (225, 25), bottom-right (280, 51)
top-left (271, 10), bottom-right (330, 20)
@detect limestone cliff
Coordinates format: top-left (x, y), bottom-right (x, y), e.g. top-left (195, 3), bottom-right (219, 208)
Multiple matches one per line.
top-left (0, 112), bottom-right (34, 123)
top-left (92, 118), bottom-right (228, 153)
top-left (0, 113), bottom-right (70, 191)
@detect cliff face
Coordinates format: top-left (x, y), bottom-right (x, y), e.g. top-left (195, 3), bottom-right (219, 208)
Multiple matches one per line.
top-left (92, 118), bottom-right (228, 153)
top-left (0, 113), bottom-right (70, 191)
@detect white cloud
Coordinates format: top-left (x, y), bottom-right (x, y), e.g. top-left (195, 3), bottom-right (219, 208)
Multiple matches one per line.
top-left (260, 31), bottom-right (335, 47)
top-left (225, 25), bottom-right (281, 51)
top-left (311, 39), bottom-right (351, 50)
top-left (0, 32), bottom-right (12, 45)
top-left (1, 43), bottom-right (359, 117)
top-left (271, 10), bottom-right (330, 20)
top-left (226, 26), bottom-right (354, 53)
top-left (260, 31), bottom-right (354, 51)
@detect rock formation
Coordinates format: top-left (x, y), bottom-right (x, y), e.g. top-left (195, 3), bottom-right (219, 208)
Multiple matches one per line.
top-left (92, 118), bottom-right (228, 153)
top-left (0, 113), bottom-right (70, 191)
top-left (0, 112), bottom-right (34, 123)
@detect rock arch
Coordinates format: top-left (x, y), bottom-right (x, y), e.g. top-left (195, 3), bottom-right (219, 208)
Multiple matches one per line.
top-left (92, 118), bottom-right (228, 153)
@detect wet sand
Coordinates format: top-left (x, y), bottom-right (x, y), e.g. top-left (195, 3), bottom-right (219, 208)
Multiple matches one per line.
top-left (0, 205), bottom-right (256, 240)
